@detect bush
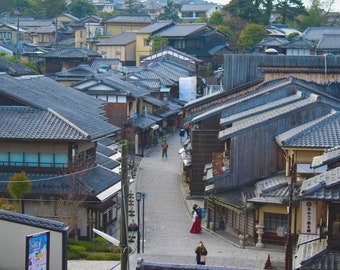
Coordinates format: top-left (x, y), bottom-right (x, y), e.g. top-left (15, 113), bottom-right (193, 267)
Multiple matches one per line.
top-left (68, 245), bottom-right (86, 260)
top-left (86, 253), bottom-right (120, 261)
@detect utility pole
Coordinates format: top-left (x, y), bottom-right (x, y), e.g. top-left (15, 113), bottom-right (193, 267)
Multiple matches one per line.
top-left (120, 142), bottom-right (129, 270)
top-left (285, 156), bottom-right (296, 270)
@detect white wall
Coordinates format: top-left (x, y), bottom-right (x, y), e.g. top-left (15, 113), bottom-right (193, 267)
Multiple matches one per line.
top-left (0, 220), bottom-right (65, 270)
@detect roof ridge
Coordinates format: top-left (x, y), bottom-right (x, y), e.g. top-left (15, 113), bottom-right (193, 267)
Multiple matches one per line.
top-left (48, 108), bottom-right (89, 139)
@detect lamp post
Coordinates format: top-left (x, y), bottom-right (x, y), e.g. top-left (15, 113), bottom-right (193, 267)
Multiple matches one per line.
top-left (136, 192), bottom-right (141, 253)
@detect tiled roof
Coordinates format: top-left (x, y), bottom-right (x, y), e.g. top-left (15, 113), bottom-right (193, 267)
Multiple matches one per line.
top-left (103, 14), bottom-right (152, 24)
top-left (72, 74), bottom-right (149, 98)
top-left (55, 64), bottom-right (94, 77)
top-left (219, 94), bottom-right (319, 140)
top-left (317, 34), bottom-right (340, 49)
top-left (281, 37), bottom-right (316, 49)
top-left (129, 68), bottom-right (175, 86)
top-left (297, 248), bottom-right (340, 270)
top-left (0, 57), bottom-right (36, 76)
top-left (0, 166), bottom-right (120, 198)
top-left (18, 19), bottom-right (54, 28)
top-left (276, 111), bottom-right (340, 148)
top-left (138, 21), bottom-right (173, 33)
top-left (247, 174), bottom-right (300, 204)
top-left (220, 92), bottom-right (304, 126)
top-left (97, 143), bottom-right (117, 157)
top-left (256, 37), bottom-right (288, 47)
top-left (181, 4), bottom-right (219, 12)
top-left (0, 106), bottom-right (88, 140)
top-left (97, 32), bottom-right (136, 45)
top-left (40, 47), bottom-right (101, 58)
top-left (0, 74), bottom-right (120, 140)
top-left (0, 210), bottom-right (68, 232)
top-left (29, 26), bottom-right (55, 34)
top-left (88, 58), bottom-right (121, 71)
top-left (311, 146), bottom-right (340, 168)
top-left (299, 166), bottom-right (340, 200)
top-left (302, 27), bottom-right (340, 42)
top-left (151, 23), bottom-right (207, 37)
top-left (147, 61), bottom-right (190, 82)
top-left (96, 152), bottom-right (120, 170)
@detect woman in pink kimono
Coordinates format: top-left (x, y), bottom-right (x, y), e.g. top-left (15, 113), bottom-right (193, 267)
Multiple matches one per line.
top-left (190, 204), bottom-right (202, 234)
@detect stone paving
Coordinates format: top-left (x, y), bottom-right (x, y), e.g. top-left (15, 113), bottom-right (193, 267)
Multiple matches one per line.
top-left (68, 132), bottom-right (285, 270)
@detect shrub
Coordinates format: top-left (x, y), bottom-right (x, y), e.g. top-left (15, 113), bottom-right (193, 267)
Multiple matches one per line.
top-left (86, 253), bottom-right (120, 261)
top-left (68, 245), bottom-right (86, 260)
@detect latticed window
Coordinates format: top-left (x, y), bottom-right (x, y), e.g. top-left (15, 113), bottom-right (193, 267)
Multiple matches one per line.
top-left (264, 213), bottom-right (287, 231)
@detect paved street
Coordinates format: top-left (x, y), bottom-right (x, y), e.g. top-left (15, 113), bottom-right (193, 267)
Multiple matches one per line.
top-left (69, 132), bottom-right (285, 270)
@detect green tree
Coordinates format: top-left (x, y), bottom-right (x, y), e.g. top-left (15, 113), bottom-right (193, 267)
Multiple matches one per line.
top-left (124, 0), bottom-right (142, 14)
top-left (286, 32), bottom-right (300, 40)
top-left (33, 0), bottom-right (67, 18)
top-left (274, 0), bottom-right (307, 24)
top-left (196, 13), bottom-right (208, 23)
top-left (68, 0), bottom-right (97, 18)
top-left (238, 23), bottom-right (267, 51)
top-left (0, 0), bottom-right (29, 14)
top-left (7, 171), bottom-right (32, 213)
top-left (151, 35), bottom-right (169, 53)
top-left (223, 0), bottom-right (273, 25)
top-left (298, 0), bottom-right (328, 30)
top-left (157, 0), bottom-right (181, 22)
top-left (209, 11), bottom-right (224, 25)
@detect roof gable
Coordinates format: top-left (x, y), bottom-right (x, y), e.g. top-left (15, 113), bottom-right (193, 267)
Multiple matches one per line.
top-left (276, 111), bottom-right (340, 148)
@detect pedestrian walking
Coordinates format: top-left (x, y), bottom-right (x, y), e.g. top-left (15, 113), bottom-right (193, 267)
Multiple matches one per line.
top-left (195, 240), bottom-right (208, 265)
top-left (161, 139), bottom-right (168, 158)
top-left (179, 127), bottom-right (185, 144)
top-left (190, 204), bottom-right (202, 234)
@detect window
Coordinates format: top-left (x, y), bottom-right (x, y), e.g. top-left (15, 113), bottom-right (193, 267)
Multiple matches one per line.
top-left (264, 213), bottom-right (287, 231)
top-left (55, 154), bottom-right (68, 168)
top-left (9, 152), bottom-right (23, 166)
top-left (174, 40), bottom-right (185, 49)
top-left (0, 152), bottom-right (8, 166)
top-left (40, 153), bottom-right (54, 167)
top-left (24, 153), bottom-right (39, 167)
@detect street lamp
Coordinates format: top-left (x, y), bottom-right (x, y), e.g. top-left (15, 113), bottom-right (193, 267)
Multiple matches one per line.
top-left (136, 192), bottom-right (142, 253)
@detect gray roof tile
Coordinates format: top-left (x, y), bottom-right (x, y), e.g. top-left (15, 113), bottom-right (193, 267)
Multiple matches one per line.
top-left (97, 32), bottom-right (136, 45)
top-left (103, 14), bottom-right (152, 24)
top-left (41, 47), bottom-right (101, 58)
top-left (138, 21), bottom-right (173, 33)
top-left (311, 146), bottom-right (340, 168)
top-left (0, 74), bottom-right (120, 140)
top-left (317, 34), bottom-right (340, 50)
top-left (152, 23), bottom-right (207, 37)
top-left (0, 166), bottom-right (120, 198)
top-left (276, 111), bottom-right (340, 148)
top-left (0, 106), bottom-right (86, 140)
top-left (300, 166), bottom-right (340, 200)
top-left (219, 95), bottom-right (318, 140)
top-left (0, 210), bottom-right (68, 232)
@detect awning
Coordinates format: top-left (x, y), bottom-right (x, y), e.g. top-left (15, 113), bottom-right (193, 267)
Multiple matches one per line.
top-left (150, 124), bottom-right (159, 130)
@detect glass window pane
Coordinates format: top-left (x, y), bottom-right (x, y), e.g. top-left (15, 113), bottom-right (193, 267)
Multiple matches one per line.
top-left (24, 153), bottom-right (39, 167)
top-left (10, 152), bottom-right (23, 166)
top-left (40, 153), bottom-right (53, 167)
top-left (55, 154), bottom-right (68, 168)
